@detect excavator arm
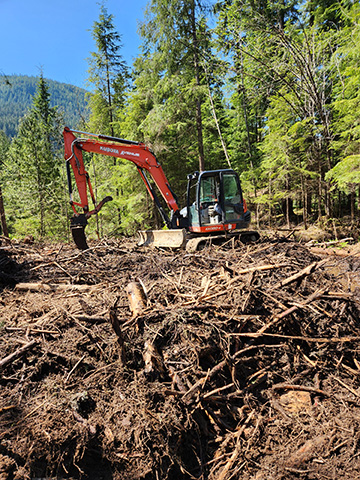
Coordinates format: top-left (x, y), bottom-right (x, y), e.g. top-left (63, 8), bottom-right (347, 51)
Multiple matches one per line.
top-left (64, 127), bottom-right (182, 249)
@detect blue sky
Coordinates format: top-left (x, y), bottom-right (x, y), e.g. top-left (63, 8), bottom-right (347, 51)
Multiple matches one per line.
top-left (0, 0), bottom-right (148, 89)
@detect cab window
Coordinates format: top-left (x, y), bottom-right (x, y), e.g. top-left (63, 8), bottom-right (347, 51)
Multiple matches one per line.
top-left (200, 176), bottom-right (216, 204)
top-left (223, 173), bottom-right (241, 204)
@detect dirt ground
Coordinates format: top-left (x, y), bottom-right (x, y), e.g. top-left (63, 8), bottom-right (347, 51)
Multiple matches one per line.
top-left (1, 233), bottom-right (360, 480)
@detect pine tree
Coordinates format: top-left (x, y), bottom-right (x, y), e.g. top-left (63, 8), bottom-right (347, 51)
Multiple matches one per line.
top-left (326, 2), bottom-right (360, 219)
top-left (215, 0), bottom-right (342, 223)
top-left (6, 74), bottom-right (64, 239)
top-left (87, 3), bottom-right (129, 135)
top-left (136, 0), bottom-right (216, 173)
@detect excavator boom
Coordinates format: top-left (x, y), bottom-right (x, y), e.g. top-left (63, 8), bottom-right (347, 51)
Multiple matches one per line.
top-left (64, 127), bottom-right (185, 249)
top-left (64, 127), bottom-right (180, 217)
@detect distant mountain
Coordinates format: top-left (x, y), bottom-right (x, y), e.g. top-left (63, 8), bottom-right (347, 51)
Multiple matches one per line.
top-left (0, 75), bottom-right (89, 138)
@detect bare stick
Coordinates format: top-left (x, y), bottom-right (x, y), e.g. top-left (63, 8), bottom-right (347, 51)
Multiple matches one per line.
top-left (271, 259), bottom-right (328, 290)
top-left (230, 332), bottom-right (360, 343)
top-left (65, 355), bottom-right (86, 383)
top-left (257, 289), bottom-right (324, 334)
top-left (272, 383), bottom-right (331, 397)
top-left (217, 410), bottom-right (255, 480)
top-left (0, 340), bottom-right (38, 369)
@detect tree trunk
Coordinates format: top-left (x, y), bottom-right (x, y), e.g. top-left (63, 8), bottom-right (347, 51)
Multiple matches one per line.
top-left (268, 174), bottom-right (272, 228)
top-left (190, 0), bottom-right (205, 172)
top-left (236, 45), bottom-right (257, 197)
top-left (318, 173), bottom-right (322, 220)
top-left (350, 190), bottom-right (355, 223)
top-left (206, 80), bottom-right (231, 169)
top-left (0, 185), bottom-right (9, 237)
top-left (286, 175), bottom-right (290, 228)
top-left (302, 175), bottom-right (307, 230)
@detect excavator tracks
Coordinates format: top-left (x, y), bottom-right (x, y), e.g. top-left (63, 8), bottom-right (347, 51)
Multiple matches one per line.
top-left (185, 230), bottom-right (260, 252)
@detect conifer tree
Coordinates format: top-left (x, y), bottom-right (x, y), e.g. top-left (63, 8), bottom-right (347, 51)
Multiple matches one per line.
top-left (136, 0), bottom-right (216, 174)
top-left (326, 2), bottom-right (360, 219)
top-left (85, 3), bottom-right (148, 238)
top-left (214, 0), bottom-right (301, 180)
top-left (0, 131), bottom-right (10, 236)
top-left (87, 3), bottom-right (129, 135)
top-left (6, 73), bottom-right (64, 239)
top-left (215, 0), bottom-right (344, 223)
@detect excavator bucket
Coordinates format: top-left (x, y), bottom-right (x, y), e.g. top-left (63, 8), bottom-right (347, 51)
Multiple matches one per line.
top-left (138, 229), bottom-right (187, 249)
top-left (71, 225), bottom-right (89, 250)
top-left (70, 214), bottom-right (89, 250)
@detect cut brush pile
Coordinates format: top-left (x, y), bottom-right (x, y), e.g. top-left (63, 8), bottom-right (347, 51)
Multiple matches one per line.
top-left (1, 235), bottom-right (360, 479)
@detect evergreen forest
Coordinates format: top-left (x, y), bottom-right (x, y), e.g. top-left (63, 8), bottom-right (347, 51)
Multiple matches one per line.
top-left (1, 0), bottom-right (360, 243)
top-left (0, 75), bottom-right (88, 138)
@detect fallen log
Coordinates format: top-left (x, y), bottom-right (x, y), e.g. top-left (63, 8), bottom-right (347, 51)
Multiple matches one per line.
top-left (126, 282), bottom-right (147, 317)
top-left (310, 246), bottom-right (360, 257)
top-left (15, 282), bottom-right (92, 292)
top-left (307, 238), bottom-right (353, 247)
top-left (230, 332), bottom-right (360, 343)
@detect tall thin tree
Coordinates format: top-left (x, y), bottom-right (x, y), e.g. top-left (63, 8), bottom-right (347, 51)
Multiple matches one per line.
top-left (87, 3), bottom-right (129, 136)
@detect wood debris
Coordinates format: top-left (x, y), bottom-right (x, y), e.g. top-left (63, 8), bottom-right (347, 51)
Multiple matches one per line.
top-left (0, 235), bottom-right (360, 479)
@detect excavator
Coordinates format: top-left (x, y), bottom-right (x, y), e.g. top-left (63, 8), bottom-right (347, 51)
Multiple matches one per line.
top-left (63, 127), bottom-right (259, 250)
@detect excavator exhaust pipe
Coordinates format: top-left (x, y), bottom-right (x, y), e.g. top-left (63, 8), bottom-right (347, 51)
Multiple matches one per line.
top-left (138, 229), bottom-right (187, 249)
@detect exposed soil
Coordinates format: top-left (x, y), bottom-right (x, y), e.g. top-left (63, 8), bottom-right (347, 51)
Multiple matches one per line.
top-left (1, 234), bottom-right (360, 480)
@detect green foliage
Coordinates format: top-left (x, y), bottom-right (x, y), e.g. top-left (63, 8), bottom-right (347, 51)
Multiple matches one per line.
top-left (331, 4), bottom-right (360, 157)
top-left (326, 155), bottom-right (360, 193)
top-left (132, 0), bottom-right (222, 174)
top-left (0, 75), bottom-right (88, 138)
top-left (87, 3), bottom-right (129, 134)
top-left (85, 3), bottom-right (145, 237)
top-left (2, 0), bottom-right (360, 241)
top-left (0, 131), bottom-right (10, 170)
top-left (4, 74), bottom-right (67, 240)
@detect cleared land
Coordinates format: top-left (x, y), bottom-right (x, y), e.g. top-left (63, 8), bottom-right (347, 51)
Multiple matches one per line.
top-left (1, 235), bottom-right (360, 479)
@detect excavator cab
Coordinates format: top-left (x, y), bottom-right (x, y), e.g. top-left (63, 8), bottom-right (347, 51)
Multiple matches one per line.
top-left (186, 170), bottom-right (250, 233)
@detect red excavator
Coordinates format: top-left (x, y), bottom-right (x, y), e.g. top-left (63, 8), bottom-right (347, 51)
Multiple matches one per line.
top-left (64, 127), bottom-right (259, 250)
